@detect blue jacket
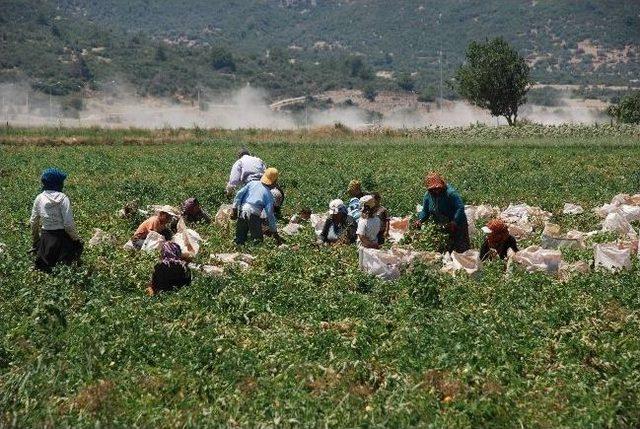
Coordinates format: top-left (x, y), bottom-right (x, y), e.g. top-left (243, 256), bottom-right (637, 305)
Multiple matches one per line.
top-left (419, 184), bottom-right (467, 227)
top-left (234, 181), bottom-right (277, 231)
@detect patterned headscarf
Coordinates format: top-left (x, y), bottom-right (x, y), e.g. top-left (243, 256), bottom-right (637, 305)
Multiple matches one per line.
top-left (41, 168), bottom-right (67, 192)
top-left (486, 218), bottom-right (510, 248)
top-left (161, 242), bottom-right (184, 267)
top-left (182, 197), bottom-right (200, 216)
top-left (426, 172), bottom-right (446, 191)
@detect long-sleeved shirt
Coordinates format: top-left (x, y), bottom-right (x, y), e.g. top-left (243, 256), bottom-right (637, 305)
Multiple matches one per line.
top-left (233, 181), bottom-right (277, 231)
top-left (227, 155), bottom-right (266, 189)
top-left (133, 215), bottom-right (170, 240)
top-left (418, 184), bottom-right (467, 227)
top-left (30, 191), bottom-right (79, 241)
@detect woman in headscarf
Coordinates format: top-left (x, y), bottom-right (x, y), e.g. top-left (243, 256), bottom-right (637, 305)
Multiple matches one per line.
top-left (480, 219), bottom-right (518, 261)
top-left (181, 197), bottom-right (211, 223)
top-left (320, 199), bottom-right (357, 245)
top-left (414, 172), bottom-right (470, 253)
top-left (30, 168), bottom-right (83, 272)
top-left (146, 242), bottom-right (192, 295)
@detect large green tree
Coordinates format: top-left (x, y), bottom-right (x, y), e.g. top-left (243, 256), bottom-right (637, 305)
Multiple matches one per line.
top-left (608, 92), bottom-right (640, 124)
top-left (455, 37), bottom-right (531, 125)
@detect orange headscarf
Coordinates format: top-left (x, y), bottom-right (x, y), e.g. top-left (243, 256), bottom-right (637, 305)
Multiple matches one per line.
top-left (426, 172), bottom-right (446, 191)
top-left (486, 218), bottom-right (510, 248)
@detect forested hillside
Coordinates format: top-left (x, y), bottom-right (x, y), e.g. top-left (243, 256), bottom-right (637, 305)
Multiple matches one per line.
top-left (1, 0), bottom-right (639, 100)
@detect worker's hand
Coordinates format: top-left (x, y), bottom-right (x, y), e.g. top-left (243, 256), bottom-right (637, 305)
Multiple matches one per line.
top-left (448, 222), bottom-right (457, 234)
top-left (413, 220), bottom-right (422, 229)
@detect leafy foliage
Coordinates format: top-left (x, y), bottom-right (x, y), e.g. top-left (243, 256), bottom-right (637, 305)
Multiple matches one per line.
top-left (2, 128), bottom-right (640, 427)
top-left (608, 91), bottom-right (640, 124)
top-left (455, 37), bottom-right (531, 125)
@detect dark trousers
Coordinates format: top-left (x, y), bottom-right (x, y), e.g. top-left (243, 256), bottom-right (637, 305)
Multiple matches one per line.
top-left (235, 214), bottom-right (264, 245)
top-left (35, 229), bottom-right (83, 272)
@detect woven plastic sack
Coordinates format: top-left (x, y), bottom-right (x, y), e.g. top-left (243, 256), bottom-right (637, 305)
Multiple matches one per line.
top-left (563, 203), bottom-right (584, 215)
top-left (508, 246), bottom-right (561, 274)
top-left (310, 213), bottom-right (327, 237)
top-left (594, 243), bottom-right (632, 271)
top-left (602, 212), bottom-right (636, 237)
top-left (282, 222), bottom-right (304, 236)
top-left (441, 250), bottom-right (481, 276)
top-left (141, 231), bottom-right (165, 252)
top-left (359, 247), bottom-right (440, 281)
top-left (88, 228), bottom-right (117, 247)
top-left (540, 223), bottom-right (584, 250)
top-left (388, 217), bottom-right (410, 243)
top-left (172, 218), bottom-right (202, 258)
top-left (215, 204), bottom-right (234, 225)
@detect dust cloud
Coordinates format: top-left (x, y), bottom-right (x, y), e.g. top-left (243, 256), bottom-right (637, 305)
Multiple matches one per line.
top-left (0, 82), bottom-right (609, 130)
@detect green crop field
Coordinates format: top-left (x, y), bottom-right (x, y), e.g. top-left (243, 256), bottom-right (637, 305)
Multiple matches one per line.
top-left (2, 126), bottom-right (640, 428)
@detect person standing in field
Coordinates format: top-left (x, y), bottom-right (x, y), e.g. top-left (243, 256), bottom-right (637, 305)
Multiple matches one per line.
top-left (233, 167), bottom-right (283, 245)
top-left (480, 218), bottom-right (518, 260)
top-left (226, 148), bottom-right (266, 196)
top-left (30, 168), bottom-right (83, 272)
top-left (414, 172), bottom-right (470, 253)
top-left (356, 195), bottom-right (381, 249)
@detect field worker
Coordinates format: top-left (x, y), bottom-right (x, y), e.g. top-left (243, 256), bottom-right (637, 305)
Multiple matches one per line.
top-left (131, 206), bottom-right (176, 249)
top-left (181, 197), bottom-right (211, 223)
top-left (269, 185), bottom-right (285, 219)
top-left (480, 219), bottom-right (518, 261)
top-left (226, 148), bottom-right (266, 196)
top-left (371, 192), bottom-right (390, 245)
top-left (233, 167), bottom-right (283, 245)
top-left (30, 168), bottom-right (83, 272)
top-left (320, 199), bottom-right (357, 244)
top-left (414, 172), bottom-right (470, 253)
top-left (347, 180), bottom-right (366, 199)
top-left (356, 195), bottom-right (381, 249)
top-left (146, 242), bottom-right (191, 296)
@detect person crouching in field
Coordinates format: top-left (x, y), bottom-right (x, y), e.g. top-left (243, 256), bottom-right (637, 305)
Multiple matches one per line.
top-left (232, 167), bottom-right (283, 246)
top-left (480, 219), bottom-right (518, 261)
top-left (146, 242), bottom-right (191, 296)
top-left (357, 195), bottom-right (382, 249)
top-left (131, 206), bottom-right (175, 249)
top-left (181, 197), bottom-right (211, 223)
top-left (320, 199), bottom-right (357, 245)
top-left (414, 172), bottom-right (470, 253)
top-left (371, 192), bottom-right (390, 245)
top-left (30, 168), bottom-right (83, 272)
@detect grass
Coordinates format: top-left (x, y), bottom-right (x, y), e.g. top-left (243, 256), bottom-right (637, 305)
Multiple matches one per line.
top-left (1, 127), bottom-right (640, 428)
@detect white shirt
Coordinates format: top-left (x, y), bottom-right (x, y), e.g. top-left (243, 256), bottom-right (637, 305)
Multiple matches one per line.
top-left (357, 217), bottom-right (381, 245)
top-left (30, 191), bottom-right (79, 240)
top-left (227, 155), bottom-right (266, 189)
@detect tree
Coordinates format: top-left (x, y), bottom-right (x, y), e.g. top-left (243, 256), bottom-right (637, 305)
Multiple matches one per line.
top-left (608, 92), bottom-right (640, 124)
top-left (211, 47), bottom-right (235, 72)
top-left (397, 72), bottom-right (415, 92)
top-left (363, 84), bottom-right (377, 101)
top-left (155, 45), bottom-right (167, 62)
top-left (454, 37), bottom-right (530, 125)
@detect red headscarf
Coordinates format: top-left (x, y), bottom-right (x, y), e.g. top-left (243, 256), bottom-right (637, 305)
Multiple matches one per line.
top-left (426, 172), bottom-right (446, 191)
top-left (486, 219), bottom-right (510, 248)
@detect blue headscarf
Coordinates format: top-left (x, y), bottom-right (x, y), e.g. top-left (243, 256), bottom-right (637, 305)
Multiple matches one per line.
top-left (41, 168), bottom-right (67, 192)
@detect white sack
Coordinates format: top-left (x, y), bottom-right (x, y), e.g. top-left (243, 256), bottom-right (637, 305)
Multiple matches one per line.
top-left (509, 245), bottom-right (561, 274)
top-left (215, 204), bottom-right (234, 225)
top-left (88, 228), bottom-right (117, 247)
top-left (594, 243), bottom-right (632, 271)
top-left (602, 213), bottom-right (636, 237)
top-left (310, 213), bottom-right (327, 237)
top-left (540, 223), bottom-right (585, 250)
top-left (441, 250), bottom-right (481, 276)
top-left (141, 231), bottom-right (165, 252)
top-left (282, 222), bottom-right (304, 236)
top-left (562, 203), bottom-right (584, 215)
top-left (358, 247), bottom-right (440, 281)
top-left (388, 217), bottom-right (410, 243)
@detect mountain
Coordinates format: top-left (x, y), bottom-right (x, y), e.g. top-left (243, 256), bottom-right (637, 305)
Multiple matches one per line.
top-left (1, 0), bottom-right (639, 100)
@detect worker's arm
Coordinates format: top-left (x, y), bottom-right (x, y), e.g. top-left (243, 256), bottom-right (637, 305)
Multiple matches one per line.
top-left (30, 196), bottom-right (41, 244)
top-left (450, 190), bottom-right (467, 227)
top-left (227, 159), bottom-right (243, 190)
top-left (61, 196), bottom-right (80, 241)
top-left (232, 183), bottom-right (250, 209)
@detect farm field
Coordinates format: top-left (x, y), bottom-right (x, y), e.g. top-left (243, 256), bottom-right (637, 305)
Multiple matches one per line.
top-left (2, 126), bottom-right (640, 428)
